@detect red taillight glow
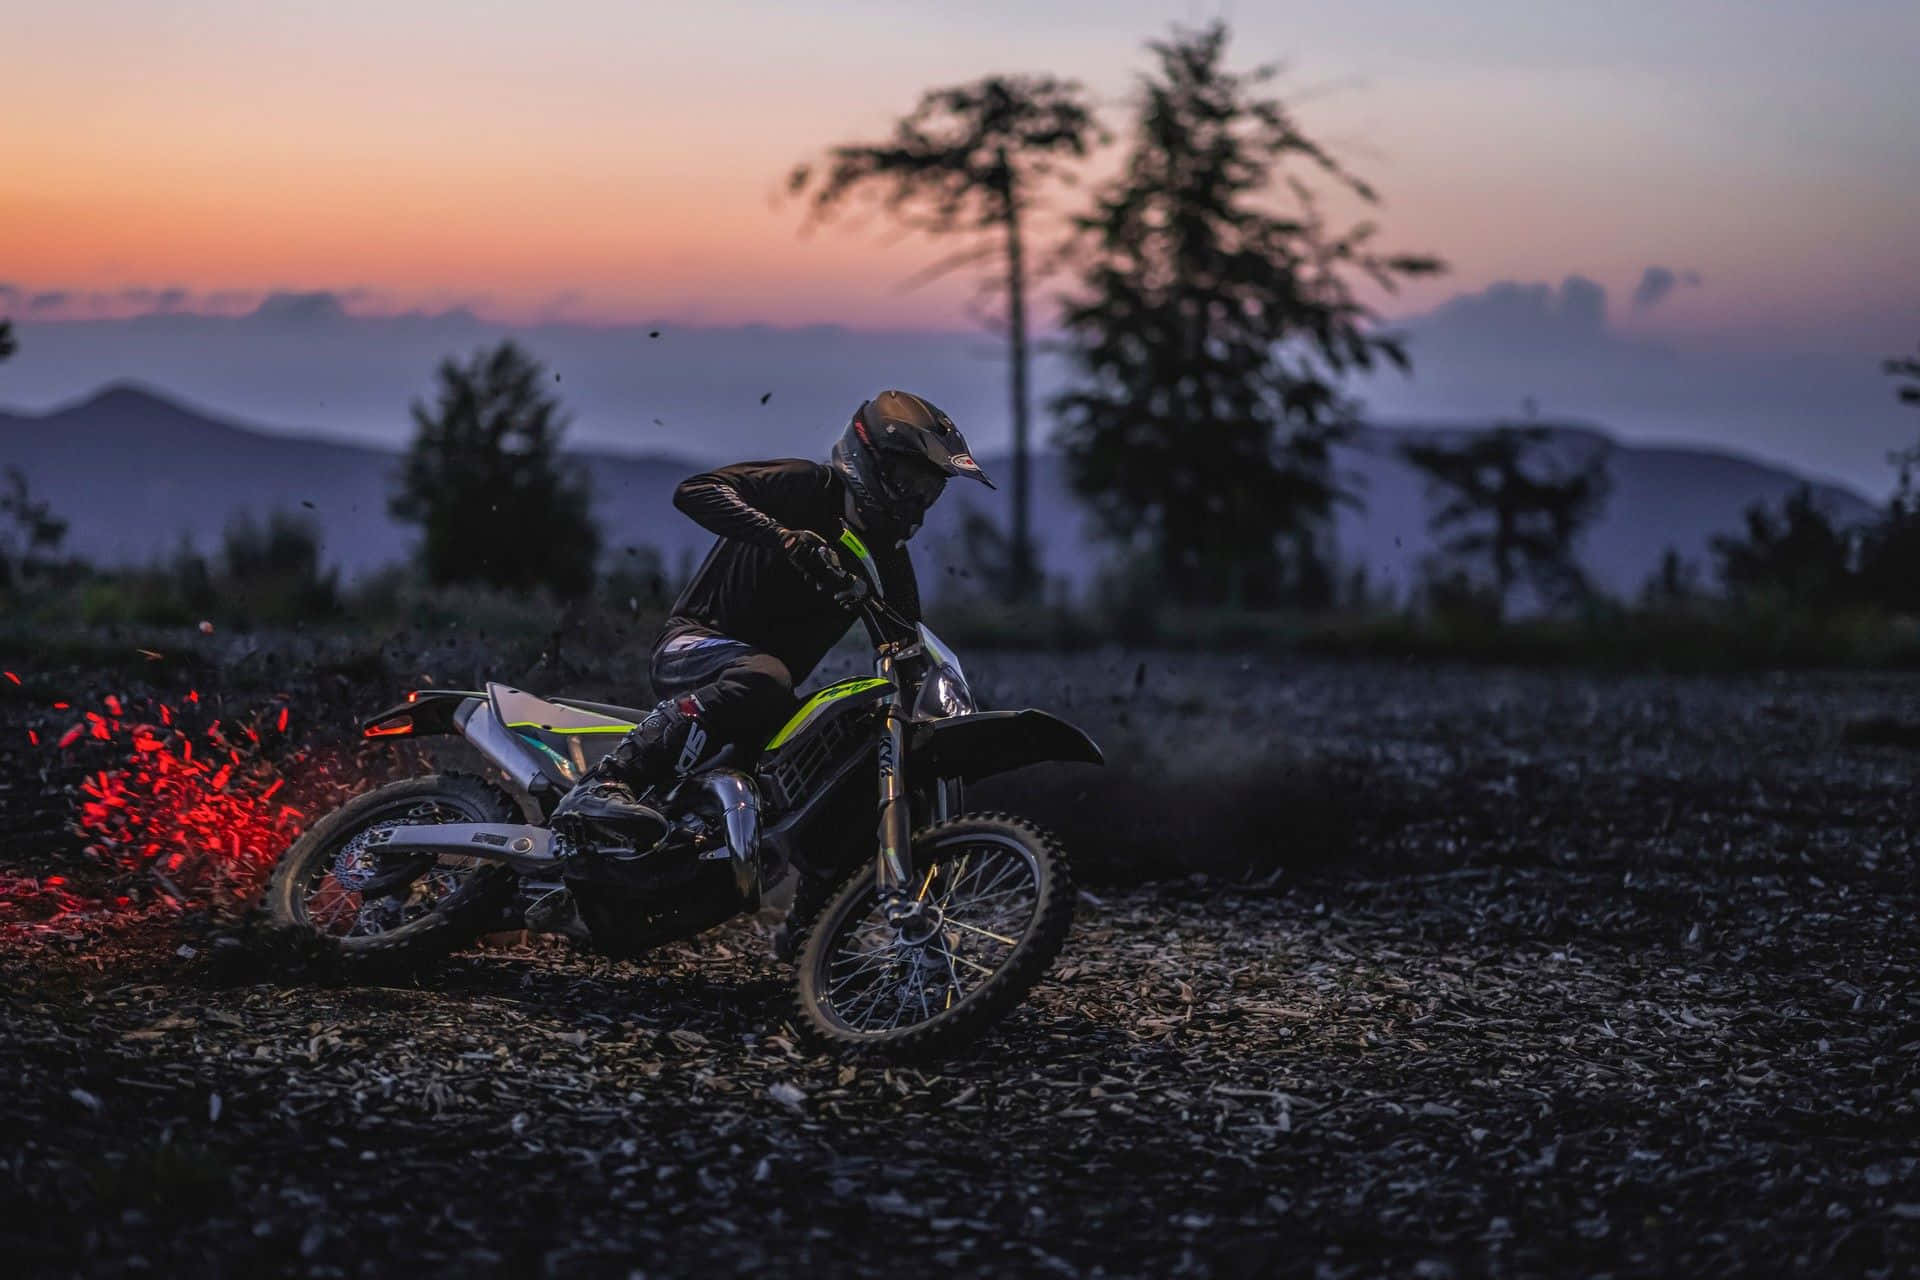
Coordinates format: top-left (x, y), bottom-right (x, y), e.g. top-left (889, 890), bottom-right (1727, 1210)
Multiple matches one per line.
top-left (364, 718), bottom-right (413, 738)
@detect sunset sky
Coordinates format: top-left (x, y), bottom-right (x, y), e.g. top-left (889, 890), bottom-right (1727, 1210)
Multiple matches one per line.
top-left (8, 0), bottom-right (1915, 332)
top-left (5, 1), bottom-right (1919, 491)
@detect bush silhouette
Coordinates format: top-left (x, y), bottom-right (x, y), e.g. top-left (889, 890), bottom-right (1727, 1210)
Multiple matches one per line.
top-left (393, 341), bottom-right (600, 599)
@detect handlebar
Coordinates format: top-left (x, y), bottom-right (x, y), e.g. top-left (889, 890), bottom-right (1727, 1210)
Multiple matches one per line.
top-left (857, 589), bottom-right (916, 637)
top-left (801, 525), bottom-right (918, 645)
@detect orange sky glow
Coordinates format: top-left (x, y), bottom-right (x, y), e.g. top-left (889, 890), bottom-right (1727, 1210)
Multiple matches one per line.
top-left (5, 1), bottom-right (1917, 342)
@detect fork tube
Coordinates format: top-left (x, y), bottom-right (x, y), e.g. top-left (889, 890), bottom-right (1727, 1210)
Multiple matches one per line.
top-left (873, 654), bottom-right (912, 897)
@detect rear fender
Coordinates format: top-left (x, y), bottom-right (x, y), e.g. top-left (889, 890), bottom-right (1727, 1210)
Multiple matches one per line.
top-left (360, 690), bottom-right (485, 740)
top-left (907, 710), bottom-right (1103, 785)
top-left (364, 692), bottom-right (567, 802)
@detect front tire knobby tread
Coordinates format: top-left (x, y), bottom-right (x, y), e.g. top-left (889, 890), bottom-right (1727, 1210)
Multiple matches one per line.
top-left (789, 812), bottom-right (1074, 1059)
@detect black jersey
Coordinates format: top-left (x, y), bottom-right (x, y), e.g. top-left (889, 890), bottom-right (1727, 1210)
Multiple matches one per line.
top-left (663, 459), bottom-right (921, 682)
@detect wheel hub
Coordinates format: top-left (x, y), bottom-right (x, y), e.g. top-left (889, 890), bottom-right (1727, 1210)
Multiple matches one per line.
top-left (893, 903), bottom-right (944, 947)
top-left (330, 828), bottom-right (390, 891)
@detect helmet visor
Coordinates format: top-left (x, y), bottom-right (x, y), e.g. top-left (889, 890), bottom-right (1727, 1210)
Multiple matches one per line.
top-left (881, 453), bottom-right (948, 510)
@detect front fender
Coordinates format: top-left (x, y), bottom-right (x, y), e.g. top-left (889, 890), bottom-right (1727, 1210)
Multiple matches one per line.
top-left (907, 710), bottom-right (1104, 785)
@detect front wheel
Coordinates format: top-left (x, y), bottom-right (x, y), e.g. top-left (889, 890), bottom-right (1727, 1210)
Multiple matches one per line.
top-left (791, 813), bottom-right (1073, 1056)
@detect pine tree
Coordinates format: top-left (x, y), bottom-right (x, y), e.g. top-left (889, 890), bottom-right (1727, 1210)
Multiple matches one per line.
top-left (1856, 346), bottom-right (1920, 611)
top-left (1887, 342), bottom-right (1920, 411)
top-left (789, 76), bottom-right (1102, 601)
top-left (1886, 341), bottom-right (1920, 516)
top-left (0, 466), bottom-right (67, 589)
top-left (1401, 427), bottom-right (1612, 617)
top-left (1051, 23), bottom-right (1443, 608)
top-left (392, 342), bottom-right (600, 597)
top-left (1711, 487), bottom-right (1859, 610)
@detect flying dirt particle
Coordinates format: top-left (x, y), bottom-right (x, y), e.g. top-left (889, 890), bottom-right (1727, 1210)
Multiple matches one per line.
top-left (199, 620), bottom-right (215, 634)
top-left (136, 648), bottom-right (164, 661)
top-left (649, 330), bottom-right (661, 339)
top-left (760, 392), bottom-right (772, 405)
top-left (301, 500), bottom-right (316, 509)
top-left (653, 418), bottom-right (665, 426)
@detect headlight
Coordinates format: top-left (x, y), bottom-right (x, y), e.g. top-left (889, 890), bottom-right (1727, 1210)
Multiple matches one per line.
top-left (915, 664), bottom-right (976, 719)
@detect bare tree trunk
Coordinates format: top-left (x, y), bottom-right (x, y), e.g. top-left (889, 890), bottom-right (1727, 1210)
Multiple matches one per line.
top-left (1004, 188), bottom-right (1034, 602)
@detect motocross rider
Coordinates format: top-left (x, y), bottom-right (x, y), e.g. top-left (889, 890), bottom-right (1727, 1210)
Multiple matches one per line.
top-left (551, 390), bottom-right (993, 836)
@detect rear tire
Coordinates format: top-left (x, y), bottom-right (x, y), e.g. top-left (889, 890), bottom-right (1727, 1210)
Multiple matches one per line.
top-left (791, 813), bottom-right (1073, 1057)
top-left (263, 774), bottom-right (518, 976)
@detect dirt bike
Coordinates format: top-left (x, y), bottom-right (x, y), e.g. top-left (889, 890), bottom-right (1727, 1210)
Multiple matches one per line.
top-left (264, 528), bottom-right (1102, 1054)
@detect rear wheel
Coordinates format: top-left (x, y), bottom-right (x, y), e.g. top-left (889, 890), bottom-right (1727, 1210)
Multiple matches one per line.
top-left (263, 774), bottom-right (518, 974)
top-left (792, 813), bottom-right (1073, 1056)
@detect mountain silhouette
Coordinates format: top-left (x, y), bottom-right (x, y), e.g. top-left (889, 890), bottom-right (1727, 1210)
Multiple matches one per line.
top-left (0, 383), bottom-right (1876, 603)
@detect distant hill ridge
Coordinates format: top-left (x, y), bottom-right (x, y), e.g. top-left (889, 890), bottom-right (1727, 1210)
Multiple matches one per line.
top-left (0, 383), bottom-right (1877, 602)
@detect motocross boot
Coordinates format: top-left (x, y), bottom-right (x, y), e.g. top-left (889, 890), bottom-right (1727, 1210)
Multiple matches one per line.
top-left (550, 694), bottom-right (702, 838)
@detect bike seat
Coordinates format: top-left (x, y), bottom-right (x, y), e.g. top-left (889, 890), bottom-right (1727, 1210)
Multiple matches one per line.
top-left (548, 695), bottom-right (653, 724)
top-left (487, 683), bottom-right (638, 735)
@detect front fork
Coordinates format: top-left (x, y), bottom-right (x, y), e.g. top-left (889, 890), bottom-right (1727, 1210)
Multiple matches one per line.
top-left (874, 654), bottom-right (913, 903)
top-left (872, 652), bottom-right (962, 927)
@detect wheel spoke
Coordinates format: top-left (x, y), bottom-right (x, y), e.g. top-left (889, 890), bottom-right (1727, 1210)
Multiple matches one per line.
top-left (937, 854), bottom-right (1021, 913)
top-left (943, 884), bottom-right (1034, 921)
top-left (939, 947), bottom-right (964, 1010)
top-left (937, 941), bottom-right (998, 977)
top-left (828, 947), bottom-right (904, 992)
top-left (943, 917), bottom-right (1019, 947)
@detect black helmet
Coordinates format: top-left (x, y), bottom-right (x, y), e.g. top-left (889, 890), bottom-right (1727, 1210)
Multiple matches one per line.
top-left (830, 390), bottom-right (994, 535)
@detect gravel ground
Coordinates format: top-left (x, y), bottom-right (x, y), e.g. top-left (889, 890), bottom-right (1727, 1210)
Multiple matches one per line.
top-left (3, 652), bottom-right (1919, 1277)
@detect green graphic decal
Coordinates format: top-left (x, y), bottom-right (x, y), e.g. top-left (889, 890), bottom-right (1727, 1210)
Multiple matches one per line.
top-left (765, 677), bottom-right (891, 750)
top-left (505, 719), bottom-right (633, 735)
top-left (838, 528), bottom-right (881, 591)
top-left (517, 732), bottom-right (575, 772)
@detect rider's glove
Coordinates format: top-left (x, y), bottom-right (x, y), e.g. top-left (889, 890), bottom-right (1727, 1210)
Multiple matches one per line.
top-left (830, 573), bottom-right (871, 609)
top-left (779, 528), bottom-right (853, 595)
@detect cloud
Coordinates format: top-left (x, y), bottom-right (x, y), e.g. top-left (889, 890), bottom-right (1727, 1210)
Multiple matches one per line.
top-left (1630, 265), bottom-right (1704, 312)
top-left (117, 286), bottom-right (191, 312)
top-left (204, 290), bottom-right (262, 313)
top-left (1411, 275), bottom-right (1614, 356)
top-left (247, 290), bottom-right (354, 330)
